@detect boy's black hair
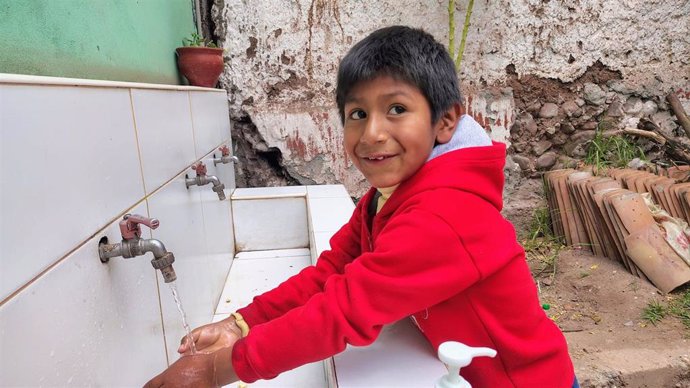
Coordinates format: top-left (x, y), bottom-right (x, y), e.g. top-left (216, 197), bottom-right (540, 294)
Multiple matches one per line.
top-left (336, 25), bottom-right (462, 125)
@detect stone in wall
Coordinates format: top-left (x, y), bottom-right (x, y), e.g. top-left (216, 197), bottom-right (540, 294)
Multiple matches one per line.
top-left (506, 60), bottom-right (690, 178)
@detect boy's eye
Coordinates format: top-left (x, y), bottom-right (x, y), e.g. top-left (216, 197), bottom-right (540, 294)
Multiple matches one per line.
top-left (349, 110), bottom-right (367, 120)
top-left (388, 105), bottom-right (406, 115)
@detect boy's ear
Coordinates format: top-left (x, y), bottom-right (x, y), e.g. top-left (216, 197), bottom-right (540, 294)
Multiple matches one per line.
top-left (434, 103), bottom-right (463, 144)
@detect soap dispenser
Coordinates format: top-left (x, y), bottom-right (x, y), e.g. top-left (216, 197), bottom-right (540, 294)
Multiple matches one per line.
top-left (435, 341), bottom-right (497, 388)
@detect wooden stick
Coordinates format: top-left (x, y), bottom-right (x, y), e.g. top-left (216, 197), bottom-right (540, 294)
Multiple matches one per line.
top-left (602, 128), bottom-right (667, 145)
top-left (667, 92), bottom-right (690, 138)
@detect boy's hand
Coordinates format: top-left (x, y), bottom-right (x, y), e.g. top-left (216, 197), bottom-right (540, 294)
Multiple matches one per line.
top-left (178, 317), bottom-right (242, 355)
top-left (144, 346), bottom-right (238, 388)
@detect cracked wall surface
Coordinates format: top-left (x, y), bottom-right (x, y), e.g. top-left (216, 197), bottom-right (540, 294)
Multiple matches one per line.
top-left (213, 0), bottom-right (690, 197)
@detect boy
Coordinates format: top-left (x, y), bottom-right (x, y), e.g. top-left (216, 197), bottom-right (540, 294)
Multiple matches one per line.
top-left (145, 26), bottom-right (576, 387)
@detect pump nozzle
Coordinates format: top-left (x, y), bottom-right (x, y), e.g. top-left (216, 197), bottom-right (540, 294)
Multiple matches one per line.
top-left (435, 341), bottom-right (497, 388)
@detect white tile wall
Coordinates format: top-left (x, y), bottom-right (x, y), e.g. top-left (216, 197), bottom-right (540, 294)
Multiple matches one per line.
top-left (306, 184), bottom-right (351, 198)
top-left (308, 197), bottom-right (355, 233)
top-left (215, 253), bottom-right (311, 314)
top-left (158, 253), bottom-right (232, 362)
top-left (236, 248), bottom-right (311, 260)
top-left (131, 89), bottom-right (196, 194)
top-left (232, 186), bottom-right (307, 199)
top-left (147, 172), bottom-right (233, 362)
top-left (206, 145), bottom-right (237, 194)
top-left (232, 197), bottom-right (309, 251)
top-left (307, 185), bottom-right (355, 264)
top-left (0, 80), bottom-right (236, 386)
top-left (189, 91), bottom-right (232, 158)
top-left (200, 192), bottom-right (235, 255)
top-left (334, 319), bottom-right (446, 387)
top-left (306, 187), bottom-right (353, 266)
top-left (0, 203), bottom-right (167, 387)
top-left (0, 85), bottom-right (145, 301)
top-left (312, 231), bottom-right (334, 264)
top-left (147, 172), bottom-right (207, 258)
top-left (199, 151), bottom-right (236, 254)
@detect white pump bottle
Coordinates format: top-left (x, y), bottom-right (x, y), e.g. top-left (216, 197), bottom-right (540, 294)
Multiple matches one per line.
top-left (434, 341), bottom-right (497, 388)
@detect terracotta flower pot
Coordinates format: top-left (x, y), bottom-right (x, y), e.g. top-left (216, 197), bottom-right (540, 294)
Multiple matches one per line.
top-left (176, 47), bottom-right (224, 88)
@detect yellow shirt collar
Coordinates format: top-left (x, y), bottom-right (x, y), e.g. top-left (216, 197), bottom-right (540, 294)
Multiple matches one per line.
top-left (376, 184), bottom-right (399, 213)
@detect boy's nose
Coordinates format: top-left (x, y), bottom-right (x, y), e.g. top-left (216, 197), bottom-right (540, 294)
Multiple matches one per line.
top-left (360, 114), bottom-right (387, 144)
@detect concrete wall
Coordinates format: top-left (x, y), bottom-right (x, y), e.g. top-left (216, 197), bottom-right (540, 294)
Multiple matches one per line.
top-left (0, 0), bottom-right (196, 84)
top-left (213, 0), bottom-right (689, 196)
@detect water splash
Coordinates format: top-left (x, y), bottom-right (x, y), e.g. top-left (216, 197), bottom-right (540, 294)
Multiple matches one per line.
top-left (169, 282), bottom-right (197, 355)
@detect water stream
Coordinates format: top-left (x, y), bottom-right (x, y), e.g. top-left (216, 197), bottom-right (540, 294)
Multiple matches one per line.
top-left (169, 282), bottom-right (197, 355)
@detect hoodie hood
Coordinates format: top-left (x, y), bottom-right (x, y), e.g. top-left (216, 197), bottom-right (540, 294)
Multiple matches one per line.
top-left (369, 141), bottom-right (507, 217)
top-left (428, 114), bottom-right (493, 161)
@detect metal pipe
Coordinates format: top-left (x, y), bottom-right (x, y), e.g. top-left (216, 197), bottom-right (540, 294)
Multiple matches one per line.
top-left (186, 173), bottom-right (226, 200)
top-left (206, 174), bottom-right (221, 187)
top-left (140, 238), bottom-right (168, 258)
top-left (214, 155), bottom-right (240, 166)
top-left (98, 238), bottom-right (177, 283)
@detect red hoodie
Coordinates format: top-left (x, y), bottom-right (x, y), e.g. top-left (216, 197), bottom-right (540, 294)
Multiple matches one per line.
top-left (232, 142), bottom-right (575, 387)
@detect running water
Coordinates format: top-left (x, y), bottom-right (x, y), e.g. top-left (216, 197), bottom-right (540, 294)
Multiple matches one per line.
top-left (169, 282), bottom-right (197, 355)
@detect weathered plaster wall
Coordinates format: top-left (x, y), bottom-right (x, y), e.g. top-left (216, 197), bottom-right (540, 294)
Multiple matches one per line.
top-left (459, 0), bottom-right (689, 92)
top-left (213, 0), bottom-right (689, 196)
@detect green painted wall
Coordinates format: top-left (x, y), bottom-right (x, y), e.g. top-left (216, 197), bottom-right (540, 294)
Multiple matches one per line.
top-left (0, 0), bottom-right (196, 84)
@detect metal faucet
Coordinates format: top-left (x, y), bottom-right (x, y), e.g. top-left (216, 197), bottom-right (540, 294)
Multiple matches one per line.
top-left (99, 214), bottom-right (177, 283)
top-left (185, 161), bottom-right (226, 200)
top-left (213, 145), bottom-right (239, 166)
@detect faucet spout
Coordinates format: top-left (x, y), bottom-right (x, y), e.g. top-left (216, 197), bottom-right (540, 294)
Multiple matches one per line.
top-left (185, 162), bottom-right (226, 200)
top-left (98, 214), bottom-right (178, 283)
top-left (213, 145), bottom-right (239, 166)
top-left (207, 174), bottom-right (227, 200)
top-left (149, 249), bottom-right (177, 283)
top-left (140, 238), bottom-right (167, 258)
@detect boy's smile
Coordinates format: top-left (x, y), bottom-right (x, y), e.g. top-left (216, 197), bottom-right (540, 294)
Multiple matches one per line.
top-left (343, 75), bottom-right (456, 188)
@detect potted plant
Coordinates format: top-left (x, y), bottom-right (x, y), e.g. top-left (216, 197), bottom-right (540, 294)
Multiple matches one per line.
top-left (176, 32), bottom-right (224, 88)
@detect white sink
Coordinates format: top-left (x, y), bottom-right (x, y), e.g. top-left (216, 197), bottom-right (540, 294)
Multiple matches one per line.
top-left (213, 185), bottom-right (445, 387)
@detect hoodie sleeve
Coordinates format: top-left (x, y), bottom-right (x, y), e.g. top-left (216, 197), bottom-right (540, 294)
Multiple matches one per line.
top-left (231, 207), bottom-right (482, 382)
top-left (236, 201), bottom-right (364, 327)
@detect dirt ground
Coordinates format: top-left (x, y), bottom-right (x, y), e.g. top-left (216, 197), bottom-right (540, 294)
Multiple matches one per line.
top-left (529, 247), bottom-right (690, 388)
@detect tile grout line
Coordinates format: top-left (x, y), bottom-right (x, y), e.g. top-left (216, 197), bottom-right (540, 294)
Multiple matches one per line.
top-left (0, 197), bottom-right (148, 307)
top-left (129, 88), bottom-right (149, 197)
top-left (0, 152), bottom-right (227, 307)
top-left (187, 91), bottom-right (212, 259)
top-left (0, 74), bottom-right (225, 93)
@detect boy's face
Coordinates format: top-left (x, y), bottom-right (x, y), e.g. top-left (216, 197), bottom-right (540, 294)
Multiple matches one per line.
top-left (343, 75), bottom-right (456, 188)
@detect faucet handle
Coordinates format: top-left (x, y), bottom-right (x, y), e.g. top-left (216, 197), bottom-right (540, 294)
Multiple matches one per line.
top-left (120, 214), bottom-right (160, 239)
top-left (218, 145), bottom-right (230, 156)
top-left (192, 161), bottom-right (207, 176)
